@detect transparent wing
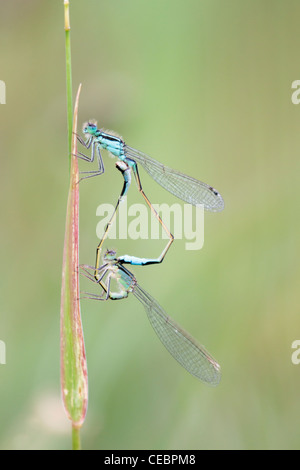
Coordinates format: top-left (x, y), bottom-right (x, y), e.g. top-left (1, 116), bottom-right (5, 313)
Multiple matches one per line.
top-left (125, 145), bottom-right (224, 212)
top-left (132, 283), bottom-right (221, 386)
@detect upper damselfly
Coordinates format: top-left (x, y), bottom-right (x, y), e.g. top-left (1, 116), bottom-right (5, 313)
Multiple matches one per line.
top-left (76, 121), bottom-right (224, 212)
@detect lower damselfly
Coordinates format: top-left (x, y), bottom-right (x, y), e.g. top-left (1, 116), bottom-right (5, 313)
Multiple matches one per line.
top-left (80, 250), bottom-right (221, 386)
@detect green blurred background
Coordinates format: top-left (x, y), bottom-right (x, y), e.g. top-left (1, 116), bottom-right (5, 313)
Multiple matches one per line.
top-left (0, 0), bottom-right (299, 450)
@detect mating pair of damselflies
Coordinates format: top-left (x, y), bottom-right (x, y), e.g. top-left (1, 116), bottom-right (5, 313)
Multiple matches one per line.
top-left (77, 122), bottom-right (224, 386)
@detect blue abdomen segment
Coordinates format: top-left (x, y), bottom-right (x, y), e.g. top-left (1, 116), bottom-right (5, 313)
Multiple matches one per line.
top-left (118, 254), bottom-right (161, 266)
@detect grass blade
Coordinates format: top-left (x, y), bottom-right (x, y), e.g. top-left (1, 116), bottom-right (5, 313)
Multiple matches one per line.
top-left (60, 83), bottom-right (87, 437)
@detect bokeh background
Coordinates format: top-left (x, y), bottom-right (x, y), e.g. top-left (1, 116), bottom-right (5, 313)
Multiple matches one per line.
top-left (0, 0), bottom-right (299, 450)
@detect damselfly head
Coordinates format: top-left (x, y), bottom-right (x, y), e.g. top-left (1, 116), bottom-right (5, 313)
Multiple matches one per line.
top-left (82, 120), bottom-right (98, 135)
top-left (104, 249), bottom-right (117, 261)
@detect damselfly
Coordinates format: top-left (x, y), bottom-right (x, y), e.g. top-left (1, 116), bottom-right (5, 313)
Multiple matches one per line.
top-left (80, 250), bottom-right (221, 386)
top-left (76, 121), bottom-right (224, 213)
